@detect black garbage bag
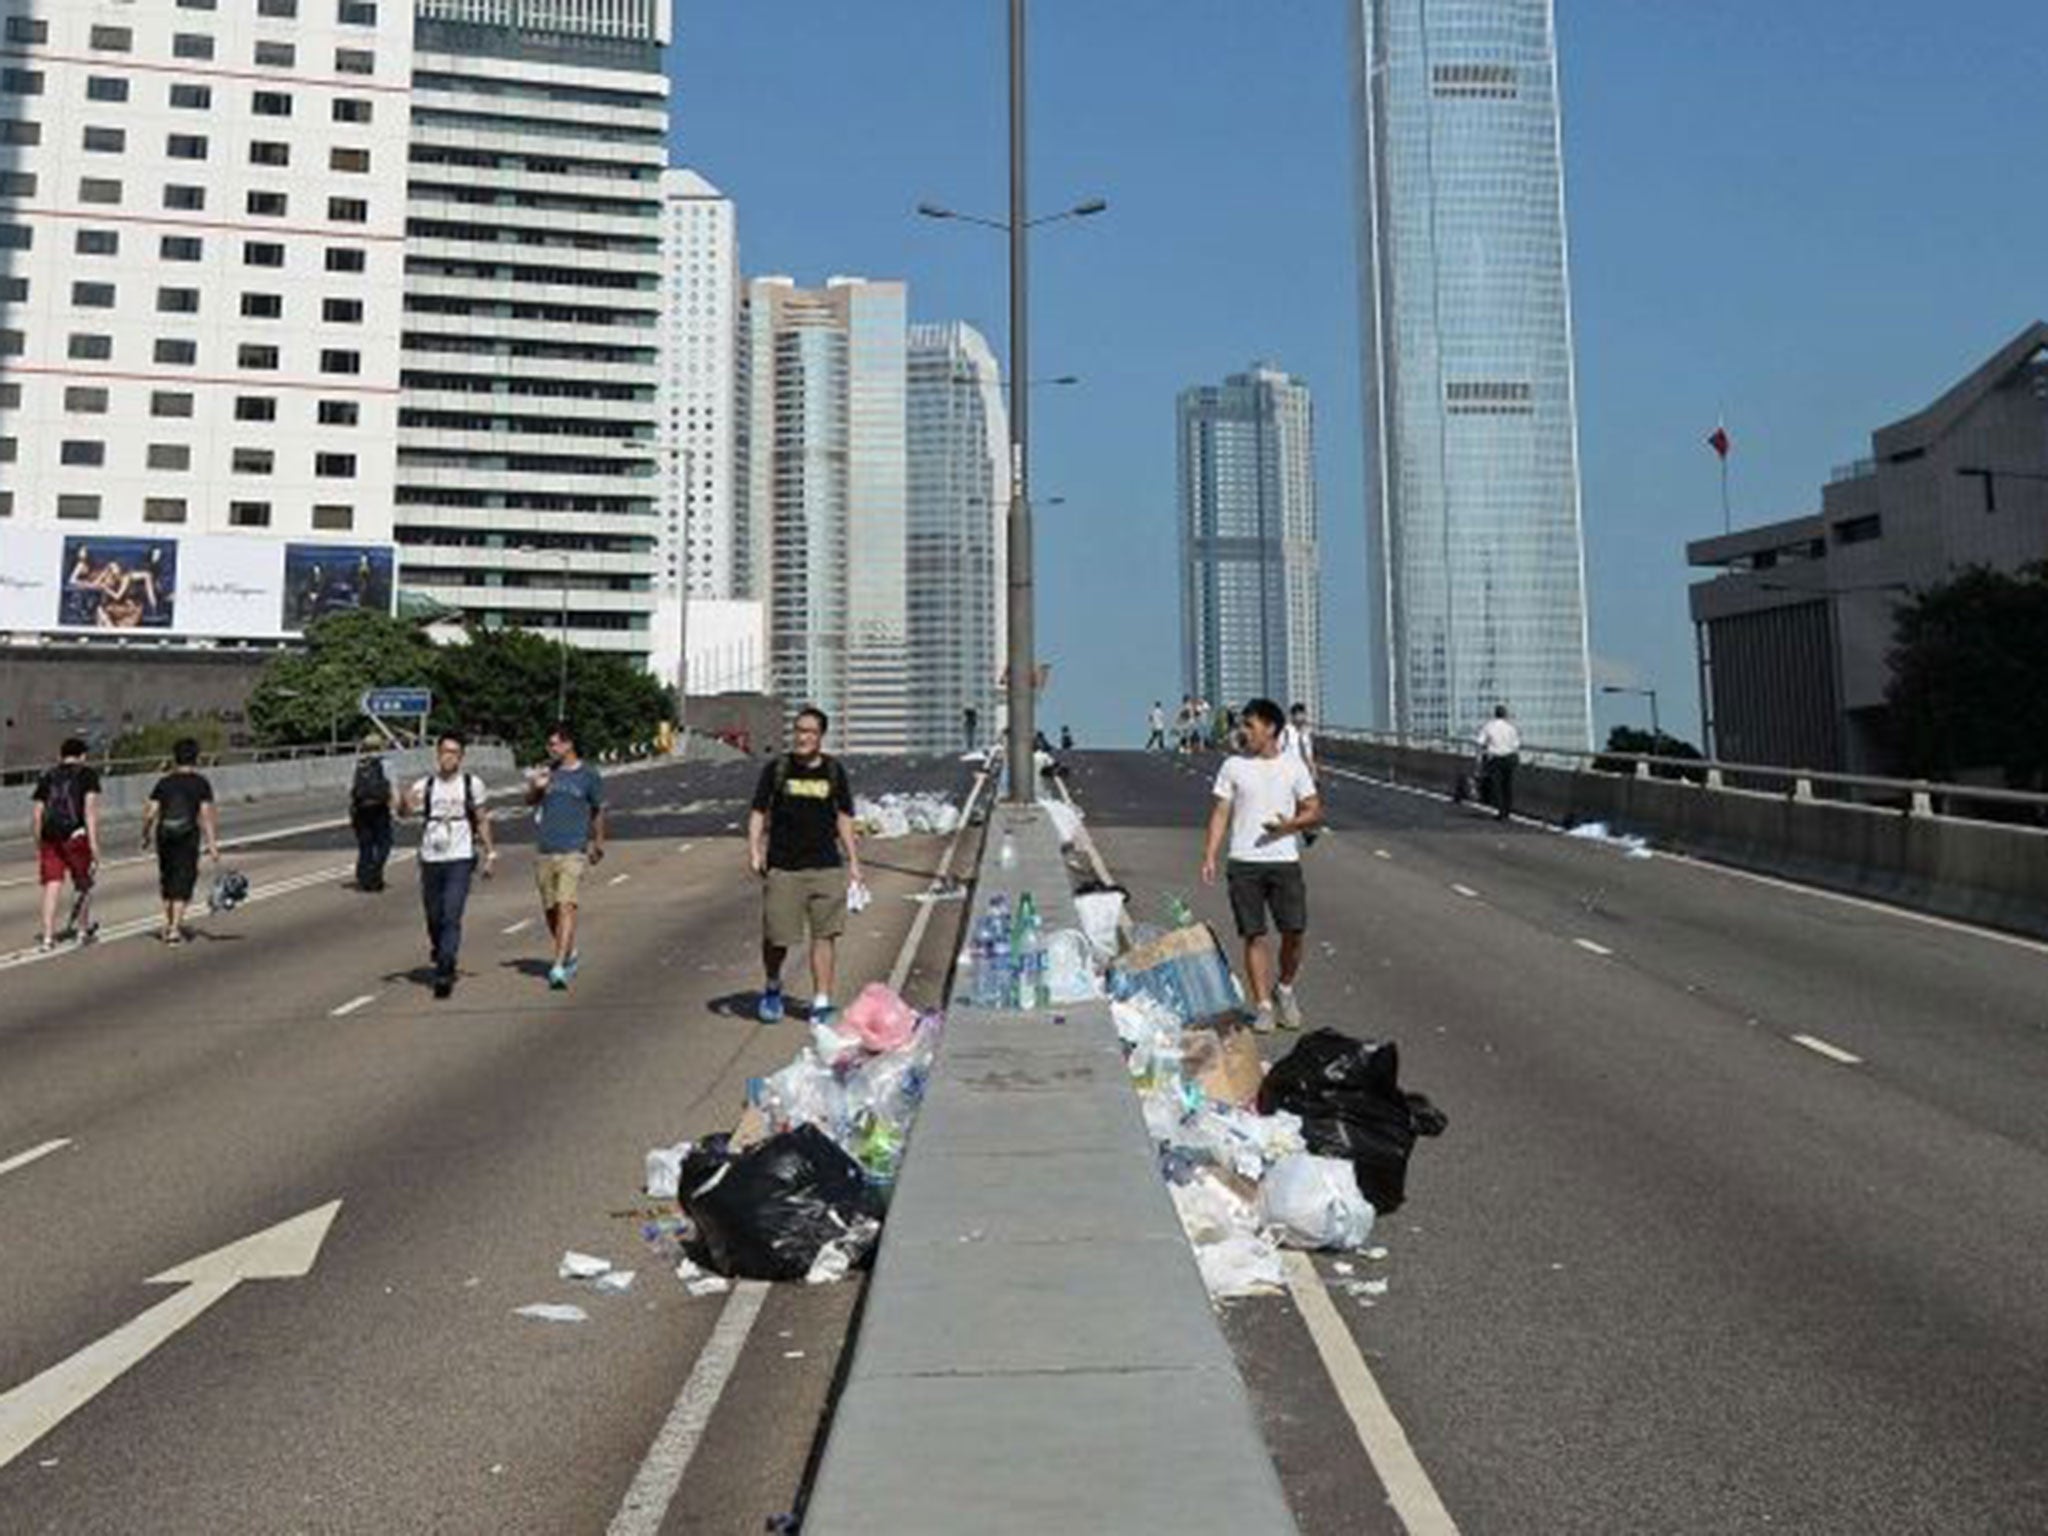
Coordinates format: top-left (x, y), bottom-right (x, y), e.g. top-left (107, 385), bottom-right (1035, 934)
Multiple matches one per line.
top-left (1256, 1029), bottom-right (1447, 1214)
top-left (680, 1124), bottom-right (878, 1281)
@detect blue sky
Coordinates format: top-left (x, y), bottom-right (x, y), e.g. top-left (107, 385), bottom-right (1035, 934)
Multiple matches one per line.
top-left (674, 1), bottom-right (2048, 748)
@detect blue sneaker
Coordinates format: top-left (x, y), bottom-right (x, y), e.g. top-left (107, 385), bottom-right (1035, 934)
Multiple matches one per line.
top-left (563, 952), bottom-right (581, 981)
top-left (757, 985), bottom-right (785, 1023)
top-left (811, 1001), bottom-right (838, 1031)
top-left (547, 963), bottom-right (568, 991)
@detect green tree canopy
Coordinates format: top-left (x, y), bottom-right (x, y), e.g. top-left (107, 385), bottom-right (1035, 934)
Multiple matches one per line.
top-left (428, 626), bottom-right (669, 762)
top-left (248, 610), bottom-right (438, 747)
top-left (1886, 563), bottom-right (2048, 787)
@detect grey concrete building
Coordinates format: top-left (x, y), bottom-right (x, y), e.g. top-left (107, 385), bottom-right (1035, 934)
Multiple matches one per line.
top-left (1688, 322), bottom-right (2048, 773)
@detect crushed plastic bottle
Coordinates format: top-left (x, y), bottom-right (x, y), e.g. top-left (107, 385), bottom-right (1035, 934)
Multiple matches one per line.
top-left (1165, 893), bottom-right (1195, 928)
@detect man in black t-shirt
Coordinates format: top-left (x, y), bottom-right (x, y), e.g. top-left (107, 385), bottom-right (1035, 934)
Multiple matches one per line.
top-left (142, 737), bottom-right (220, 944)
top-left (31, 736), bottom-right (103, 951)
top-left (746, 706), bottom-right (863, 1027)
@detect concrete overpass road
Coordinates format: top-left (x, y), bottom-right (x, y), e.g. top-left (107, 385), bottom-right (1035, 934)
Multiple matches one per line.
top-left (1064, 749), bottom-right (2048, 1536)
top-left (0, 754), bottom-right (979, 1536)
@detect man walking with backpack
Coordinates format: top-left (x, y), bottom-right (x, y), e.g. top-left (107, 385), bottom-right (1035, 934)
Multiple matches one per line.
top-left (349, 749), bottom-right (394, 892)
top-left (401, 731), bottom-right (496, 1000)
top-left (747, 706), bottom-right (862, 1027)
top-left (30, 737), bottom-right (102, 952)
top-left (141, 737), bottom-right (220, 944)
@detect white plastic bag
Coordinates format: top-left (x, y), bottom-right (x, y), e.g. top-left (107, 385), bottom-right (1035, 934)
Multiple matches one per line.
top-left (1259, 1153), bottom-right (1376, 1251)
top-left (1044, 929), bottom-right (1102, 1003)
top-left (1074, 888), bottom-right (1127, 959)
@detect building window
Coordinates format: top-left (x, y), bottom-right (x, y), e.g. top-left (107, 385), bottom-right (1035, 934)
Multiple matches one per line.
top-left (167, 134), bottom-right (208, 161)
top-left (252, 91), bottom-right (292, 117)
top-left (0, 284), bottom-right (21, 307)
top-left (330, 147), bottom-right (371, 174)
top-left (322, 298), bottom-right (364, 324)
top-left (77, 229), bottom-right (120, 256)
top-left (316, 452), bottom-right (356, 478)
top-left (326, 247), bottom-right (366, 273)
top-left (0, 170), bottom-right (36, 198)
top-left (236, 397), bottom-right (278, 423)
top-left (320, 349), bottom-right (361, 375)
top-left (1834, 515), bottom-right (1883, 546)
top-left (152, 392), bottom-right (195, 419)
top-left (172, 34), bottom-right (216, 62)
top-left (259, 0), bottom-right (299, 15)
top-left (238, 344), bottom-right (280, 371)
top-left (64, 387), bottom-right (110, 415)
top-left (338, 0), bottom-right (378, 25)
top-left (241, 292), bottom-right (283, 319)
top-left (85, 76), bottom-right (127, 103)
top-left (160, 235), bottom-right (203, 262)
top-left (229, 501), bottom-right (272, 528)
top-left (68, 333), bottom-right (113, 361)
top-left (0, 490), bottom-right (12, 516)
top-left (78, 178), bottom-right (122, 205)
top-left (145, 498), bottom-right (189, 524)
top-left (179, 0), bottom-right (219, 10)
top-left (0, 435), bottom-right (14, 461)
top-left (71, 281), bottom-right (116, 308)
top-left (233, 448), bottom-right (275, 475)
top-left (170, 83), bottom-right (212, 110)
top-left (333, 98), bottom-right (373, 124)
top-left (4, 17), bottom-right (48, 43)
top-left (312, 503), bottom-right (356, 530)
top-left (254, 41), bottom-right (296, 68)
top-left (318, 400), bottom-right (360, 427)
top-left (147, 444), bottom-right (192, 470)
top-left (0, 118), bottom-right (39, 146)
top-left (250, 141), bottom-right (290, 167)
top-left (327, 197), bottom-right (368, 224)
top-left (157, 287), bottom-right (200, 315)
top-left (1431, 63), bottom-right (1518, 99)
top-left (1, 70), bottom-right (46, 97)
top-left (164, 184), bottom-right (206, 211)
top-left (62, 440), bottom-right (107, 467)
top-left (57, 495), bottom-right (103, 522)
top-left (82, 126), bottom-right (125, 154)
top-left (243, 242), bottom-right (286, 268)
top-left (246, 190), bottom-right (288, 217)
top-left (153, 338), bottom-right (198, 366)
top-left (89, 26), bottom-right (134, 53)
top-left (0, 223), bottom-right (30, 250)
top-left (0, 382), bottom-right (18, 407)
top-left (335, 48), bottom-right (375, 76)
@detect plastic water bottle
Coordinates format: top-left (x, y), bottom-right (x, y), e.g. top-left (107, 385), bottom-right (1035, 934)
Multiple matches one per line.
top-left (999, 831), bottom-right (1017, 869)
top-left (1166, 893), bottom-right (1194, 928)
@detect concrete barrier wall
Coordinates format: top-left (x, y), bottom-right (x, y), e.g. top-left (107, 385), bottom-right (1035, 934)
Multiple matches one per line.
top-left (0, 745), bottom-right (516, 831)
top-left (1321, 737), bottom-right (2048, 942)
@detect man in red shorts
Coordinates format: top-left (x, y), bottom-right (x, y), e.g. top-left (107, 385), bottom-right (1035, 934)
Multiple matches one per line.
top-left (31, 737), bottom-right (103, 952)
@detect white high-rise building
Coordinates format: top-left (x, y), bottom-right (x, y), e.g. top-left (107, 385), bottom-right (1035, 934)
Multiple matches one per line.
top-left (736, 275), bottom-right (908, 751)
top-left (394, 0), bottom-right (669, 661)
top-left (906, 322), bottom-right (1007, 755)
top-left (0, 0), bottom-right (413, 645)
top-left (1178, 365), bottom-right (1323, 718)
top-left (656, 168), bottom-right (737, 602)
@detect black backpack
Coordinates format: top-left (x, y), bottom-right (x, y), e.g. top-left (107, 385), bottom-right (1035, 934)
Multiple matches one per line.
top-left (351, 757), bottom-right (390, 812)
top-left (40, 765), bottom-right (85, 843)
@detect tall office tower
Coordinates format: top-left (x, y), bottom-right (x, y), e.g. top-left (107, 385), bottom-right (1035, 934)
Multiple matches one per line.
top-left (906, 322), bottom-right (1008, 754)
top-left (0, 0), bottom-right (412, 646)
top-left (1178, 365), bottom-right (1324, 719)
top-left (395, 0), bottom-right (669, 662)
top-left (656, 167), bottom-right (737, 602)
top-left (736, 276), bottom-right (909, 751)
top-left (1352, 0), bottom-right (1593, 747)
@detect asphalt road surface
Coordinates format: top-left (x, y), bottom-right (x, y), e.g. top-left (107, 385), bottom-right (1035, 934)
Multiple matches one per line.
top-left (1066, 748), bottom-right (2048, 1536)
top-left (0, 753), bottom-right (982, 1536)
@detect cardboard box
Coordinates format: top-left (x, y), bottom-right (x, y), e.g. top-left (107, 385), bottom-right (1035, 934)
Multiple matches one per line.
top-left (1182, 1024), bottom-right (1265, 1108)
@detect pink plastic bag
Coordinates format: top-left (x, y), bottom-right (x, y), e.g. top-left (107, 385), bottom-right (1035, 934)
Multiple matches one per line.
top-left (845, 982), bottom-right (916, 1053)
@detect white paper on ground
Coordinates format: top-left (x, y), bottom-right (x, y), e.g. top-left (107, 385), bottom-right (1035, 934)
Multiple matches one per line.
top-left (514, 1303), bottom-right (590, 1323)
top-left (558, 1251), bottom-right (611, 1280)
top-left (644, 1143), bottom-right (693, 1200)
top-left (686, 1275), bottom-right (731, 1298)
top-left (593, 1270), bottom-right (637, 1293)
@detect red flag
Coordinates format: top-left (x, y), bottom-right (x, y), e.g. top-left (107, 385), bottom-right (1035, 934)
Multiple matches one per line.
top-left (1707, 422), bottom-right (1731, 459)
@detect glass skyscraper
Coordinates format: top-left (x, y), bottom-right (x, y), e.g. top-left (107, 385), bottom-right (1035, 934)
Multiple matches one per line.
top-left (1352, 0), bottom-right (1593, 748)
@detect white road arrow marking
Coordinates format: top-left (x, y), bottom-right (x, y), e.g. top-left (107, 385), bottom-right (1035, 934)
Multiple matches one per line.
top-left (0, 1200), bottom-right (341, 1469)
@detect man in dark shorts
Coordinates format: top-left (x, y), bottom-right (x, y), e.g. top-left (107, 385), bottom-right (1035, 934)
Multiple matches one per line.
top-left (747, 706), bottom-right (863, 1027)
top-left (31, 736), bottom-right (103, 952)
top-left (1200, 698), bottom-right (1322, 1033)
top-left (142, 737), bottom-right (221, 944)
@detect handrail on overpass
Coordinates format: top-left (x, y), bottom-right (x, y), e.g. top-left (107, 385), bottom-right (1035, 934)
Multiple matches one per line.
top-left (1317, 726), bottom-right (2048, 823)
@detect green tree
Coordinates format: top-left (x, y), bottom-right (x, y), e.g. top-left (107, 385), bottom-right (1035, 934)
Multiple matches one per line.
top-left (248, 610), bottom-right (439, 747)
top-left (1886, 564), bottom-right (2048, 787)
top-left (431, 627), bottom-right (667, 761)
top-left (1594, 726), bottom-right (1705, 781)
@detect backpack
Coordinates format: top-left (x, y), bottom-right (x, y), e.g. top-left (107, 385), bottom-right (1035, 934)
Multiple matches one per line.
top-left (351, 757), bottom-right (390, 812)
top-left (39, 765), bottom-right (84, 843)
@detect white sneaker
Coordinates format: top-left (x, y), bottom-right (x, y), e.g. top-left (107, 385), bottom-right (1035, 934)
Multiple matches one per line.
top-left (1275, 985), bottom-right (1304, 1032)
top-left (1252, 1001), bottom-right (1276, 1034)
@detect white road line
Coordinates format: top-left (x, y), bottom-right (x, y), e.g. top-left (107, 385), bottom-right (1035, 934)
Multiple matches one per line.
top-left (329, 994), bottom-right (377, 1018)
top-left (606, 1280), bottom-right (770, 1536)
top-left (1792, 1033), bottom-right (1863, 1065)
top-left (1284, 1252), bottom-right (1460, 1535)
top-left (1573, 938), bottom-right (1614, 957)
top-left (502, 917), bottom-right (534, 936)
top-left (887, 769), bottom-right (991, 995)
top-left (608, 872), bottom-right (631, 887)
top-left (1450, 883), bottom-right (1479, 899)
top-left (1374, 849), bottom-right (1393, 860)
top-left (675, 843), bottom-right (695, 855)
top-left (0, 1138), bottom-right (72, 1181)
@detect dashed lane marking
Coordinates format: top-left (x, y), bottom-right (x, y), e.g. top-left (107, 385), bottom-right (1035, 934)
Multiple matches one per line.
top-left (0, 1139), bottom-right (72, 1181)
top-left (1451, 883), bottom-right (1479, 899)
top-left (329, 994), bottom-right (377, 1018)
top-left (608, 873), bottom-right (631, 887)
top-left (502, 918), bottom-right (534, 936)
top-left (675, 843), bottom-right (695, 855)
top-left (1792, 1033), bottom-right (1863, 1065)
top-left (1374, 849), bottom-right (1393, 860)
top-left (1573, 938), bottom-right (1614, 957)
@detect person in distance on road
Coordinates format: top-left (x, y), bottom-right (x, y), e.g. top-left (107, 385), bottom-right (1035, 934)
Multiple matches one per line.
top-left (1477, 703), bottom-right (1521, 823)
top-left (30, 736), bottom-right (102, 952)
top-left (401, 731), bottom-right (496, 1001)
top-left (1281, 701), bottom-right (1321, 848)
top-left (141, 736), bottom-right (220, 945)
top-left (1145, 700), bottom-right (1167, 752)
top-left (747, 706), bottom-right (863, 1028)
top-left (526, 722), bottom-right (607, 992)
top-left (962, 704), bottom-right (979, 755)
top-left (348, 746), bottom-right (395, 892)
top-left (1201, 697), bottom-right (1322, 1034)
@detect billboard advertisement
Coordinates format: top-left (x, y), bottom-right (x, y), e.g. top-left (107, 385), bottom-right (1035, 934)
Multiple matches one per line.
top-left (0, 530), bottom-right (396, 641)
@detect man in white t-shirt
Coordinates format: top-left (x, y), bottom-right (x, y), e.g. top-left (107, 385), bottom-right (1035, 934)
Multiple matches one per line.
top-left (1201, 697), bottom-right (1322, 1032)
top-left (401, 730), bottom-right (497, 1000)
top-left (1476, 704), bottom-right (1521, 823)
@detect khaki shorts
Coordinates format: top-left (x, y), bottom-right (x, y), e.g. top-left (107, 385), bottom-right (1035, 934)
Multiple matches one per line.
top-left (535, 853), bottom-right (587, 910)
top-left (763, 867), bottom-right (847, 949)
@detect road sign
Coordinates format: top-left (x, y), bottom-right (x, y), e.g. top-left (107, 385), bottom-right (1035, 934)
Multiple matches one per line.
top-left (360, 687), bottom-right (431, 718)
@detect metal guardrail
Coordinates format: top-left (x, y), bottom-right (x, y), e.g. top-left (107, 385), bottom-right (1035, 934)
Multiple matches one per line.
top-left (1318, 725), bottom-right (2048, 820)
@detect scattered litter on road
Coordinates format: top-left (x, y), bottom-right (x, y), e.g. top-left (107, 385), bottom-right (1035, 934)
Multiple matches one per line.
top-left (1331, 1260), bottom-right (1355, 1276)
top-left (1365, 1246), bottom-right (1389, 1261)
top-left (853, 792), bottom-right (960, 839)
top-left (592, 1270), bottom-right (637, 1294)
top-left (1362, 1278), bottom-right (1389, 1297)
top-left (1564, 820), bottom-right (1654, 859)
top-left (489, 1464), bottom-right (505, 1476)
top-left (644, 1143), bottom-right (694, 1200)
top-left (782, 1350), bottom-right (806, 1360)
top-left (558, 1251), bottom-right (611, 1281)
top-left (514, 1304), bottom-right (589, 1324)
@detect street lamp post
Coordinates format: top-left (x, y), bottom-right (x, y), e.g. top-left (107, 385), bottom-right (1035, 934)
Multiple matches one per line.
top-left (1599, 684), bottom-right (1661, 748)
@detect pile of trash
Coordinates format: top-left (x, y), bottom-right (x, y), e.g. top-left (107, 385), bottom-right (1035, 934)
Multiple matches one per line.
top-left (962, 890), bottom-right (1106, 1010)
top-left (1564, 820), bottom-right (1654, 859)
top-left (1110, 918), bottom-right (1447, 1300)
top-left (639, 982), bottom-right (944, 1287)
top-left (854, 792), bottom-right (961, 839)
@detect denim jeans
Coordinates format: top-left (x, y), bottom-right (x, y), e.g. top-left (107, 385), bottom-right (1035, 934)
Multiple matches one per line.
top-left (354, 811), bottom-right (392, 890)
top-left (419, 857), bottom-right (474, 978)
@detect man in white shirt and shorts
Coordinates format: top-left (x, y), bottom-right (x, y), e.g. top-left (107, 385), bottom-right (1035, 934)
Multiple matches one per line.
top-left (1201, 697), bottom-right (1323, 1032)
